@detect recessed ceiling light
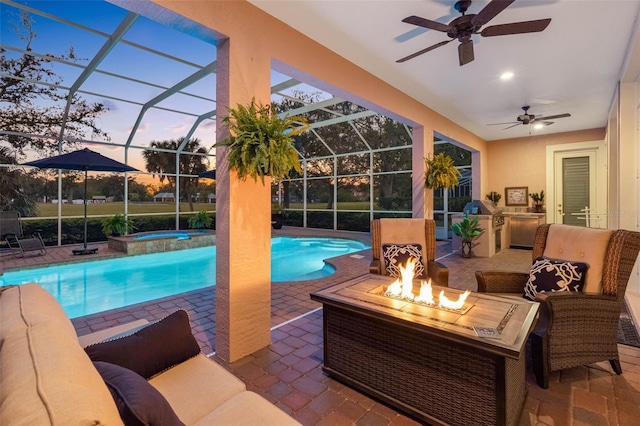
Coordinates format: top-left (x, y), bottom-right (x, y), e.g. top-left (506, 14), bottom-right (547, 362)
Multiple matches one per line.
top-left (533, 123), bottom-right (544, 130)
top-left (500, 72), bottom-right (514, 80)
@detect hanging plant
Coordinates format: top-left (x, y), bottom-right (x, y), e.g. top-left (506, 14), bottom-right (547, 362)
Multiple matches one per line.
top-left (216, 98), bottom-right (310, 184)
top-left (425, 152), bottom-right (461, 190)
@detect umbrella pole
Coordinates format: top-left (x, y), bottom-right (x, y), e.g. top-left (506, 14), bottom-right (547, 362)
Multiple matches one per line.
top-left (83, 169), bottom-right (88, 249)
top-left (73, 169), bottom-right (97, 255)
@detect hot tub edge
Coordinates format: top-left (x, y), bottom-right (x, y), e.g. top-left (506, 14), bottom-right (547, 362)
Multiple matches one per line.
top-left (107, 230), bottom-right (216, 255)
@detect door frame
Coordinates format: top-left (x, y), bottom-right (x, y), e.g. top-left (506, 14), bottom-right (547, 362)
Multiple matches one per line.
top-left (545, 140), bottom-right (607, 227)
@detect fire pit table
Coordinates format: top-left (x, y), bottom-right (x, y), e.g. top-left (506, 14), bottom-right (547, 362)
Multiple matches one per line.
top-left (310, 274), bottom-right (539, 426)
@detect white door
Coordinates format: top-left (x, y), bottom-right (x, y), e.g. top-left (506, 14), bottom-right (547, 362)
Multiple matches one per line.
top-left (553, 150), bottom-right (598, 227)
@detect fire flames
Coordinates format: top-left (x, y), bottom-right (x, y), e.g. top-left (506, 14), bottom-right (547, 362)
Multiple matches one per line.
top-left (383, 258), bottom-right (470, 311)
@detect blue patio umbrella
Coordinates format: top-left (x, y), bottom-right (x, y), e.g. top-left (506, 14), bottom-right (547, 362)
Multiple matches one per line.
top-left (22, 148), bottom-right (139, 255)
top-left (199, 169), bottom-right (216, 179)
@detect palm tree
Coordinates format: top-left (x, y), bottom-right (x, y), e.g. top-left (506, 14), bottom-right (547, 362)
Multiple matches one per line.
top-left (142, 138), bottom-right (209, 211)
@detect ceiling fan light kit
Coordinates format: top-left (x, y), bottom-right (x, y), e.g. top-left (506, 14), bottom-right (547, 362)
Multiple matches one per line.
top-left (398, 0), bottom-right (551, 66)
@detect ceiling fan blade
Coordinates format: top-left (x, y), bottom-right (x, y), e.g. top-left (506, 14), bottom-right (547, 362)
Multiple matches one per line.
top-left (396, 39), bottom-right (453, 63)
top-left (402, 15), bottom-right (451, 33)
top-left (535, 113), bottom-right (571, 121)
top-left (487, 121), bottom-right (519, 126)
top-left (471, 0), bottom-right (515, 27)
top-left (481, 18), bottom-right (551, 37)
top-left (503, 123), bottom-right (522, 130)
top-left (458, 40), bottom-right (474, 66)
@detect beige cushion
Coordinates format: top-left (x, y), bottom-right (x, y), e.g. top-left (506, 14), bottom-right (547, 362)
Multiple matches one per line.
top-left (543, 225), bottom-right (613, 293)
top-left (0, 284), bottom-right (123, 426)
top-left (193, 391), bottom-right (302, 426)
top-left (379, 219), bottom-right (428, 275)
top-left (149, 354), bottom-right (246, 425)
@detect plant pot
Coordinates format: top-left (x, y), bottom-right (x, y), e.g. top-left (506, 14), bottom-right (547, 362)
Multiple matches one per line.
top-left (461, 241), bottom-right (472, 258)
top-left (533, 204), bottom-right (544, 213)
top-left (271, 213), bottom-right (283, 229)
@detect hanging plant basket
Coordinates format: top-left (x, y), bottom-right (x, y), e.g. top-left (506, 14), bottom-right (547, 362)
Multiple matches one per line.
top-left (425, 152), bottom-right (461, 190)
top-left (216, 98), bottom-right (310, 184)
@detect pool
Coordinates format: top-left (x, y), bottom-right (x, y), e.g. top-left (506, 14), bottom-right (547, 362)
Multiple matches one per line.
top-left (1, 237), bottom-right (368, 318)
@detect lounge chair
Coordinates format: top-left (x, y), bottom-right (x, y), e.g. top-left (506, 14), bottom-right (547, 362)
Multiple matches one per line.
top-left (0, 211), bottom-right (46, 258)
top-left (476, 224), bottom-right (640, 388)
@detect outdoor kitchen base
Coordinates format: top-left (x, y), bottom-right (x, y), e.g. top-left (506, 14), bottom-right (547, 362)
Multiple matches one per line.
top-left (311, 275), bottom-right (538, 426)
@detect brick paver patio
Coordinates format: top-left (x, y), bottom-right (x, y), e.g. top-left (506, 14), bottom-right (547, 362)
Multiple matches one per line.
top-left (3, 226), bottom-right (640, 425)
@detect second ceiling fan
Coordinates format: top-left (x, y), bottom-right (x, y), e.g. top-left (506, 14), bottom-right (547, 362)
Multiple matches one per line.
top-left (488, 106), bottom-right (572, 129)
top-left (397, 0), bottom-right (551, 66)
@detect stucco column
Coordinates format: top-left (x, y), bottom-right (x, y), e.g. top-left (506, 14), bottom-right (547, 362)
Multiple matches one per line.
top-left (412, 126), bottom-right (433, 219)
top-left (215, 38), bottom-right (272, 363)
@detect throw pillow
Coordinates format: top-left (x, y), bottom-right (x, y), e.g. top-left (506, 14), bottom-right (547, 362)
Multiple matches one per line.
top-left (85, 309), bottom-right (200, 379)
top-left (93, 361), bottom-right (185, 426)
top-left (523, 257), bottom-right (589, 301)
top-left (382, 243), bottom-right (425, 278)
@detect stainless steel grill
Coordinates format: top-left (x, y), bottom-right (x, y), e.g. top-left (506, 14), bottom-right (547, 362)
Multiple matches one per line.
top-left (463, 200), bottom-right (504, 227)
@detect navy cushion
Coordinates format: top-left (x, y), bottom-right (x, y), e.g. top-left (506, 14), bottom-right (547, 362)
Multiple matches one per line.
top-left (382, 243), bottom-right (425, 278)
top-left (523, 257), bottom-right (589, 301)
top-left (93, 361), bottom-right (184, 426)
top-left (85, 310), bottom-right (200, 379)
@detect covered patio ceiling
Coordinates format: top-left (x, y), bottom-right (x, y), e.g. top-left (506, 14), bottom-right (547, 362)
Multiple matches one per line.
top-left (251, 0), bottom-right (640, 141)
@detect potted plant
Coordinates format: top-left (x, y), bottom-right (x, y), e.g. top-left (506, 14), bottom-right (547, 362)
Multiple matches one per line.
top-left (217, 98), bottom-right (310, 184)
top-left (486, 191), bottom-right (502, 206)
top-left (188, 210), bottom-right (213, 229)
top-left (424, 152), bottom-right (461, 190)
top-left (451, 211), bottom-right (483, 258)
top-left (529, 190), bottom-right (545, 213)
top-left (102, 214), bottom-right (135, 237)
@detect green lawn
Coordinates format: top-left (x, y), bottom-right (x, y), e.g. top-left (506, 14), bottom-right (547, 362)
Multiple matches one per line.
top-left (34, 201), bottom-right (378, 218)
top-left (36, 202), bottom-right (216, 217)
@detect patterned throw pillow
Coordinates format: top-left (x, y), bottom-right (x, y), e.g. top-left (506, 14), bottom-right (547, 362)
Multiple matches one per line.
top-left (523, 257), bottom-right (589, 301)
top-left (382, 243), bottom-right (425, 278)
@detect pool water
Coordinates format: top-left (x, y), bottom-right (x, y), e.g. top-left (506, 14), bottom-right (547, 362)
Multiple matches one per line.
top-left (0, 237), bottom-right (367, 318)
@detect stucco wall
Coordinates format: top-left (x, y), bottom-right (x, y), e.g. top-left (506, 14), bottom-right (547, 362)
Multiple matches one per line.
top-left (485, 128), bottom-right (605, 210)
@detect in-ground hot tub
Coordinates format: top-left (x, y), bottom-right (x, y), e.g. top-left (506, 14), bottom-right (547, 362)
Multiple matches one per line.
top-left (108, 229), bottom-right (215, 255)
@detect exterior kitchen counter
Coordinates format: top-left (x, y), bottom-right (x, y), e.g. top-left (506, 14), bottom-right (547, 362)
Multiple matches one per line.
top-left (502, 213), bottom-right (546, 248)
top-left (502, 212), bottom-right (546, 217)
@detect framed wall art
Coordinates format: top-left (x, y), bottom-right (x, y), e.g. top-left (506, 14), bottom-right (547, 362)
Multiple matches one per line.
top-left (505, 187), bottom-right (528, 206)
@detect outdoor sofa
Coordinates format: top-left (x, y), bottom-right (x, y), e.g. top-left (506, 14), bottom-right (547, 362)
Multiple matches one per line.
top-left (0, 283), bottom-right (301, 425)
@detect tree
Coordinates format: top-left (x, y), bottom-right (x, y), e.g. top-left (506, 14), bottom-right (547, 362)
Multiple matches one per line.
top-left (0, 11), bottom-right (108, 158)
top-left (0, 146), bottom-right (36, 216)
top-left (142, 138), bottom-right (209, 211)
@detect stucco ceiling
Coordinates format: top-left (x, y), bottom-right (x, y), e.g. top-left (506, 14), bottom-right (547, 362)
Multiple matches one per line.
top-left (250, 0), bottom-right (640, 141)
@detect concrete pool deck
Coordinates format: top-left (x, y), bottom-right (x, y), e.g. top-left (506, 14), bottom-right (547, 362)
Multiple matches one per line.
top-left (3, 226), bottom-right (640, 425)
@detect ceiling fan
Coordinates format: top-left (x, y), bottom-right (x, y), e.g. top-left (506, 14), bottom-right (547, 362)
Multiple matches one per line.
top-left (488, 106), bottom-right (572, 129)
top-left (397, 0), bottom-right (551, 66)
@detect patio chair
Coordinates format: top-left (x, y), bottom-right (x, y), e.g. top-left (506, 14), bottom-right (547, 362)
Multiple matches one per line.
top-left (370, 218), bottom-right (449, 287)
top-left (475, 223), bottom-right (640, 388)
top-left (0, 211), bottom-right (46, 258)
